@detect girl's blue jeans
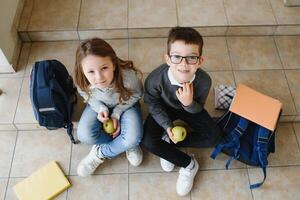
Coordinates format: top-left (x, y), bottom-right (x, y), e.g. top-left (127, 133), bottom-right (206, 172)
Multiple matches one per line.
top-left (77, 103), bottom-right (143, 159)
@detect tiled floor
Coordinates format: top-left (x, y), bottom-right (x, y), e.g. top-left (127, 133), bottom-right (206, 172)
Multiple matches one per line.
top-left (2, 0), bottom-right (300, 198)
top-left (1, 35), bottom-right (300, 199)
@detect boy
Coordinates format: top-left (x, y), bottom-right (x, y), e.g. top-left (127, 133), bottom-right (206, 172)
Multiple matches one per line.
top-left (142, 27), bottom-right (222, 196)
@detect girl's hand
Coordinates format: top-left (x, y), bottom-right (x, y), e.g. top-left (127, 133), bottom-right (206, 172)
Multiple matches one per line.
top-left (167, 127), bottom-right (178, 144)
top-left (98, 110), bottom-right (109, 123)
top-left (176, 82), bottom-right (194, 107)
top-left (111, 117), bottom-right (121, 138)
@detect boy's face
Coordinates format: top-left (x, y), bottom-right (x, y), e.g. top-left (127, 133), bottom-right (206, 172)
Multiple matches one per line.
top-left (165, 40), bottom-right (204, 84)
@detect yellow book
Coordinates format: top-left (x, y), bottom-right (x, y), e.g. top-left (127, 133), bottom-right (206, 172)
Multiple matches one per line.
top-left (13, 161), bottom-right (71, 200)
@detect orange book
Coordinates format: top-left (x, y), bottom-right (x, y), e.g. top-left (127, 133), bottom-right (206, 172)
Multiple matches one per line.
top-left (229, 84), bottom-right (282, 131)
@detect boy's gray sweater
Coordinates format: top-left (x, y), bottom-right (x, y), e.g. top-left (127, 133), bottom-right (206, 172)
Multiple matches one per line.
top-left (78, 69), bottom-right (143, 120)
top-left (144, 64), bottom-right (211, 130)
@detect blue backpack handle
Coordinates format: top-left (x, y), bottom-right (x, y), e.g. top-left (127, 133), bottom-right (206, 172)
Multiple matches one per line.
top-left (211, 116), bottom-right (249, 166)
top-left (250, 126), bottom-right (270, 189)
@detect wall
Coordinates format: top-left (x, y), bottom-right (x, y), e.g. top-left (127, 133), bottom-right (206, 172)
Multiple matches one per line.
top-left (0, 0), bottom-right (22, 73)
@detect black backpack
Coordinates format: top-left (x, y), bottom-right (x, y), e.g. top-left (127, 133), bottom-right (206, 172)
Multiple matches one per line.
top-left (30, 60), bottom-right (77, 144)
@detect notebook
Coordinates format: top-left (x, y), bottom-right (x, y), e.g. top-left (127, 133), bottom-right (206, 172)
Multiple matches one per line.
top-left (229, 84), bottom-right (282, 131)
top-left (13, 161), bottom-right (71, 200)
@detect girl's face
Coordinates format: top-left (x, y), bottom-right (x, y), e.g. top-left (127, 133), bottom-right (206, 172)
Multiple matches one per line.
top-left (81, 54), bottom-right (115, 89)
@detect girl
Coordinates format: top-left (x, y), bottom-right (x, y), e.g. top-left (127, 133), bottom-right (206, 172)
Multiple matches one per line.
top-left (74, 38), bottom-right (143, 177)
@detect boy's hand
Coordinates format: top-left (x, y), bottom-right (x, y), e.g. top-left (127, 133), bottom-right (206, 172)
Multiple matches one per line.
top-left (98, 110), bottom-right (109, 123)
top-left (176, 82), bottom-right (194, 107)
top-left (167, 127), bottom-right (178, 144)
top-left (111, 117), bottom-right (120, 138)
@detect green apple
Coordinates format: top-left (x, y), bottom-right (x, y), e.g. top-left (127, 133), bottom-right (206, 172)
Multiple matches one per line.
top-left (103, 119), bottom-right (116, 135)
top-left (172, 126), bottom-right (187, 142)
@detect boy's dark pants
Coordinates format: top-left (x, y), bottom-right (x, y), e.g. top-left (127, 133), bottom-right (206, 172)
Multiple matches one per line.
top-left (141, 106), bottom-right (222, 168)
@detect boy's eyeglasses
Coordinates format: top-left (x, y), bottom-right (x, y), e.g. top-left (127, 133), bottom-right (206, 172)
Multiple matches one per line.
top-left (169, 55), bottom-right (199, 65)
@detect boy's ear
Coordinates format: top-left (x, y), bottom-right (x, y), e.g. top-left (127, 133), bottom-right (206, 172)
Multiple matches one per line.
top-left (164, 54), bottom-right (170, 65)
top-left (198, 56), bottom-right (204, 66)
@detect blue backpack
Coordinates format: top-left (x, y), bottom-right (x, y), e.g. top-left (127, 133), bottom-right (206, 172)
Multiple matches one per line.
top-left (210, 111), bottom-right (280, 189)
top-left (30, 60), bottom-right (77, 144)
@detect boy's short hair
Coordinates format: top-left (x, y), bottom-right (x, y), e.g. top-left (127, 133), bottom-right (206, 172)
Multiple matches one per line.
top-left (167, 27), bottom-right (204, 56)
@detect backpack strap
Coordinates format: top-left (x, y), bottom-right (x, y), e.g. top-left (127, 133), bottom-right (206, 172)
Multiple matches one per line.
top-left (50, 77), bottom-right (76, 144)
top-left (250, 126), bottom-right (270, 189)
top-left (211, 116), bottom-right (249, 169)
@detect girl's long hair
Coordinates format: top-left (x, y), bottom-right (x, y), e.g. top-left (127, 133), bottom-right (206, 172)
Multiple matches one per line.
top-left (74, 38), bottom-right (142, 102)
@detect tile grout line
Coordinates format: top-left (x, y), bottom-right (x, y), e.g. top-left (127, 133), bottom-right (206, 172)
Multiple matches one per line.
top-left (76, 0), bottom-right (83, 41)
top-left (174, 0), bottom-right (179, 26)
top-left (291, 123), bottom-right (300, 152)
top-left (224, 36), bottom-right (237, 86)
top-left (65, 142), bottom-right (74, 200)
top-left (267, 0), bottom-right (279, 27)
top-left (222, 0), bottom-right (230, 36)
top-left (246, 168), bottom-right (255, 200)
top-left (12, 42), bottom-right (32, 131)
top-left (3, 130), bottom-right (19, 200)
top-left (273, 36), bottom-right (298, 117)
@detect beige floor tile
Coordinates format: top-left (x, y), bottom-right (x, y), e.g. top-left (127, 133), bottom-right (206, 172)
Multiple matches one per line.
top-left (226, 26), bottom-right (277, 36)
top-left (7, 178), bottom-right (67, 200)
top-left (129, 172), bottom-right (190, 200)
top-left (27, 0), bottom-right (80, 31)
top-left (177, 0), bottom-right (227, 27)
top-left (24, 41), bottom-right (79, 77)
top-left (196, 27), bottom-right (228, 36)
top-left (128, 0), bottom-right (177, 28)
top-left (79, 0), bottom-right (127, 29)
top-left (68, 174), bottom-right (128, 200)
top-left (79, 29), bottom-right (128, 40)
top-left (206, 71), bottom-right (236, 118)
top-left (70, 143), bottom-right (128, 175)
top-left (28, 31), bottom-right (79, 41)
top-left (191, 169), bottom-right (252, 200)
top-left (282, 70), bottom-right (300, 114)
top-left (128, 28), bottom-right (170, 38)
top-left (268, 123), bottom-right (300, 166)
top-left (293, 122), bottom-right (300, 147)
top-left (227, 37), bottom-right (282, 70)
top-left (0, 78), bottom-right (23, 124)
top-left (187, 148), bottom-right (246, 170)
top-left (0, 178), bottom-right (8, 200)
top-left (270, 0), bottom-right (300, 25)
top-left (106, 39), bottom-right (129, 60)
top-left (249, 166), bottom-right (300, 200)
top-left (0, 132), bottom-right (17, 177)
top-left (275, 25), bottom-right (300, 35)
top-left (14, 77), bottom-right (36, 124)
top-left (202, 37), bottom-right (232, 71)
top-left (6, 177), bottom-right (67, 200)
top-left (233, 70), bottom-right (297, 116)
top-left (224, 0), bottom-right (276, 25)
top-left (0, 43), bottom-right (31, 78)
top-left (275, 36), bottom-right (300, 69)
top-left (129, 38), bottom-right (166, 73)
top-left (10, 130), bottom-right (71, 177)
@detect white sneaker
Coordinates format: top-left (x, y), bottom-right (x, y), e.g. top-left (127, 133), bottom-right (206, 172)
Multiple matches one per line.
top-left (77, 145), bottom-right (105, 177)
top-left (126, 146), bottom-right (143, 167)
top-left (160, 133), bottom-right (175, 172)
top-left (160, 158), bottom-right (175, 172)
top-left (176, 157), bottom-right (199, 196)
